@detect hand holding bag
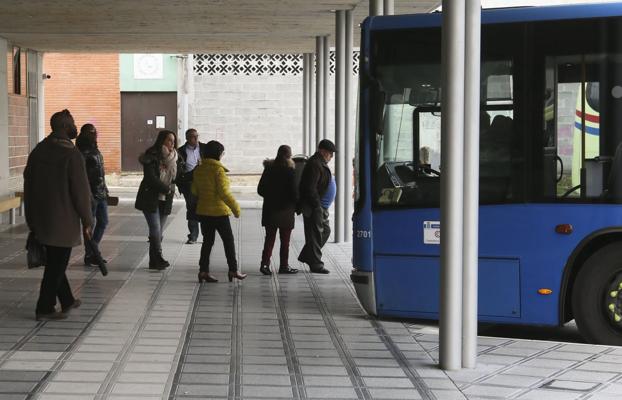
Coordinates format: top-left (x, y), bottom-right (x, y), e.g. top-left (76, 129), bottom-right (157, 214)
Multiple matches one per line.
top-left (26, 232), bottom-right (46, 269)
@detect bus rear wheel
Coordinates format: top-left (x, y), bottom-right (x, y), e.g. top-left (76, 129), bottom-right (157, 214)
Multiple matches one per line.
top-left (572, 243), bottom-right (622, 345)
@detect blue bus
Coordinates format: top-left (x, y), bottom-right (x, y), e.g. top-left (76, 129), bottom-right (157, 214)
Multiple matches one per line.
top-left (351, 3), bottom-right (622, 345)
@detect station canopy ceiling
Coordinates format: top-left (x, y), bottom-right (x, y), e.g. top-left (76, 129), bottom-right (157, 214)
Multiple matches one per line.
top-left (0, 0), bottom-right (440, 53)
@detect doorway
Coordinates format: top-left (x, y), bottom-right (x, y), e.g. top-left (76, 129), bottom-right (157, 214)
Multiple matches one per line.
top-left (121, 92), bottom-right (177, 171)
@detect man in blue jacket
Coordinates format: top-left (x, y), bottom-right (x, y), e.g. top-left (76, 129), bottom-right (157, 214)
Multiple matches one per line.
top-left (297, 139), bottom-right (336, 274)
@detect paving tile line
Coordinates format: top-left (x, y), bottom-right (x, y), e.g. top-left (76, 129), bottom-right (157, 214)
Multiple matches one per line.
top-left (452, 339), bottom-right (613, 399)
top-left (0, 205), bottom-right (147, 324)
top-left (585, 373), bottom-right (622, 399)
top-left (23, 210), bottom-right (185, 398)
top-left (289, 241), bottom-right (374, 400)
top-left (506, 346), bottom-right (619, 400)
top-left (96, 221), bottom-right (187, 397)
top-left (0, 268), bottom-right (102, 368)
top-left (229, 279), bottom-right (243, 399)
top-left (323, 246), bottom-right (440, 400)
top-left (268, 260), bottom-right (307, 400)
top-left (300, 271), bottom-right (372, 400)
top-left (31, 261), bottom-right (176, 398)
top-left (167, 283), bottom-right (201, 400)
top-left (0, 205), bottom-right (151, 371)
top-left (19, 241), bottom-right (160, 398)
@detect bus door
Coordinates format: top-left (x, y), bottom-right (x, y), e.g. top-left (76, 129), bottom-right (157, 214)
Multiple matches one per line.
top-left (371, 54), bottom-right (524, 321)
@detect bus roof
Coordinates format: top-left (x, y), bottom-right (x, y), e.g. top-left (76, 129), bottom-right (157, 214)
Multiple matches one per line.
top-left (367, 3), bottom-right (622, 31)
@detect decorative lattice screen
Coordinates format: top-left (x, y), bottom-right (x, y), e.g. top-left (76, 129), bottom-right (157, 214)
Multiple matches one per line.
top-left (194, 52), bottom-right (359, 76)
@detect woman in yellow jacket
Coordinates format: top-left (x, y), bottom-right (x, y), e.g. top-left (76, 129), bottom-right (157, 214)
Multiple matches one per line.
top-left (192, 140), bottom-right (247, 283)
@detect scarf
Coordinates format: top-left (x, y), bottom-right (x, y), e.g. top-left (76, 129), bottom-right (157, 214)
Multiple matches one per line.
top-left (159, 146), bottom-right (178, 201)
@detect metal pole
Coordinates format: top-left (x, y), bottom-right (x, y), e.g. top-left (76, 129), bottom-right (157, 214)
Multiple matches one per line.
top-left (315, 36), bottom-right (325, 148)
top-left (308, 53), bottom-right (315, 155)
top-left (303, 53), bottom-right (310, 155)
top-left (462, 0), bottom-right (481, 369)
top-left (335, 10), bottom-right (346, 243)
top-left (344, 9), bottom-right (354, 242)
top-left (322, 35), bottom-right (329, 142)
top-left (439, 0), bottom-right (465, 371)
top-left (370, 0), bottom-right (383, 16)
top-left (383, 0), bottom-right (395, 15)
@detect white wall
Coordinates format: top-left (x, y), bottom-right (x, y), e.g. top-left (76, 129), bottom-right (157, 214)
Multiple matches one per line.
top-left (191, 74), bottom-right (342, 175)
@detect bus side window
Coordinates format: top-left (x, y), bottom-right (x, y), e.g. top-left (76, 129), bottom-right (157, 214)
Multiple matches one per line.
top-left (480, 114), bottom-right (514, 203)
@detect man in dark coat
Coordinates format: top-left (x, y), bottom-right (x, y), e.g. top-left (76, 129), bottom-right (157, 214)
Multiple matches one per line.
top-left (24, 109), bottom-right (93, 321)
top-left (177, 128), bottom-right (207, 244)
top-left (297, 139), bottom-right (336, 274)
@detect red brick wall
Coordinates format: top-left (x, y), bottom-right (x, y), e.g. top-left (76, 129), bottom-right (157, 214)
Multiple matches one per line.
top-left (6, 48), bottom-right (29, 191)
top-left (8, 95), bottom-right (28, 191)
top-left (43, 53), bottom-right (121, 173)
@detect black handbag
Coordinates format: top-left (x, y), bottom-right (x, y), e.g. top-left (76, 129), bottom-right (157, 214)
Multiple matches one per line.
top-left (26, 232), bottom-right (46, 269)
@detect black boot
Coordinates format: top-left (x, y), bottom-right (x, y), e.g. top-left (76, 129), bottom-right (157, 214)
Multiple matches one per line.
top-left (148, 236), bottom-right (168, 270)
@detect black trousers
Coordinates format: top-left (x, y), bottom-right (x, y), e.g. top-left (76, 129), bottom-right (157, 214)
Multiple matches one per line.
top-left (36, 246), bottom-right (75, 314)
top-left (298, 207), bottom-right (330, 268)
top-left (199, 216), bottom-right (238, 273)
top-left (179, 181), bottom-right (199, 241)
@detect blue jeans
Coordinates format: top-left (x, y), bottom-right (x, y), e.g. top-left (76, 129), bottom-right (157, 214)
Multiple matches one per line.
top-left (91, 198), bottom-right (109, 244)
top-left (143, 210), bottom-right (168, 239)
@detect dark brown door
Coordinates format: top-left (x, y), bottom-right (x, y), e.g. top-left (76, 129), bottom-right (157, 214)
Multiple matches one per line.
top-left (121, 92), bottom-right (177, 172)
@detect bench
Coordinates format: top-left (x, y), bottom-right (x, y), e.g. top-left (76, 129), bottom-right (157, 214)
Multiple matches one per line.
top-left (0, 196), bottom-right (21, 225)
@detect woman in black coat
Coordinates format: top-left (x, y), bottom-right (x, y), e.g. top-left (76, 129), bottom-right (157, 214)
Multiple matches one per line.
top-left (257, 145), bottom-right (298, 275)
top-left (135, 130), bottom-right (178, 270)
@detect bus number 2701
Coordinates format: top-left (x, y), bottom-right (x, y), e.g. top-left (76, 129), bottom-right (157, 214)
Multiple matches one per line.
top-left (356, 230), bottom-right (371, 239)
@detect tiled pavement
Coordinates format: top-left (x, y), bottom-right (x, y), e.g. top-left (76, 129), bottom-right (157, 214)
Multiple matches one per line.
top-left (1, 201), bottom-right (622, 399)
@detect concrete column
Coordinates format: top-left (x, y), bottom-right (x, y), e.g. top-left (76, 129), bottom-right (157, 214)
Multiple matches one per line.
top-left (439, 0), bottom-right (465, 371)
top-left (344, 10), bottom-right (354, 242)
top-left (335, 10), bottom-right (346, 243)
top-left (0, 37), bottom-right (9, 197)
top-left (307, 53), bottom-right (315, 155)
top-left (315, 37), bottom-right (325, 147)
top-left (26, 50), bottom-right (38, 151)
top-left (37, 52), bottom-right (45, 142)
top-left (177, 54), bottom-right (193, 136)
top-left (383, 0), bottom-right (395, 15)
top-left (303, 53), bottom-right (311, 155)
top-left (462, 0), bottom-right (481, 370)
top-left (321, 36), bottom-right (329, 142)
top-left (370, 0), bottom-right (383, 16)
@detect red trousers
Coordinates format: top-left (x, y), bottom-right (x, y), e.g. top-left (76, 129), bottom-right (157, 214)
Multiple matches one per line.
top-left (261, 226), bottom-right (292, 267)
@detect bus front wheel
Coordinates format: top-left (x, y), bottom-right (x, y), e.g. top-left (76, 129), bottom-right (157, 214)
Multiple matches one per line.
top-left (572, 243), bottom-right (622, 345)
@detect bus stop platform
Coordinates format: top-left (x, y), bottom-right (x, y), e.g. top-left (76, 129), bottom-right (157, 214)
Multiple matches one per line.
top-left (0, 202), bottom-right (621, 400)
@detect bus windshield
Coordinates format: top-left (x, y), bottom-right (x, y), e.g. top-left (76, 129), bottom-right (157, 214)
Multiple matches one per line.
top-left (370, 28), bottom-right (520, 207)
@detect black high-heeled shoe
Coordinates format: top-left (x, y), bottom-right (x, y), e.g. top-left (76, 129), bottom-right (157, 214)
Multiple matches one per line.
top-left (198, 272), bottom-right (218, 283)
top-left (259, 264), bottom-right (272, 276)
top-left (228, 271), bottom-right (248, 282)
top-left (278, 266), bottom-right (299, 274)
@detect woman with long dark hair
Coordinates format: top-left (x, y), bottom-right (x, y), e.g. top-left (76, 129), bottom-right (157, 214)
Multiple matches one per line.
top-left (257, 145), bottom-right (298, 275)
top-left (192, 140), bottom-right (246, 283)
top-left (135, 130), bottom-right (178, 270)
top-left (76, 123), bottom-right (109, 267)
